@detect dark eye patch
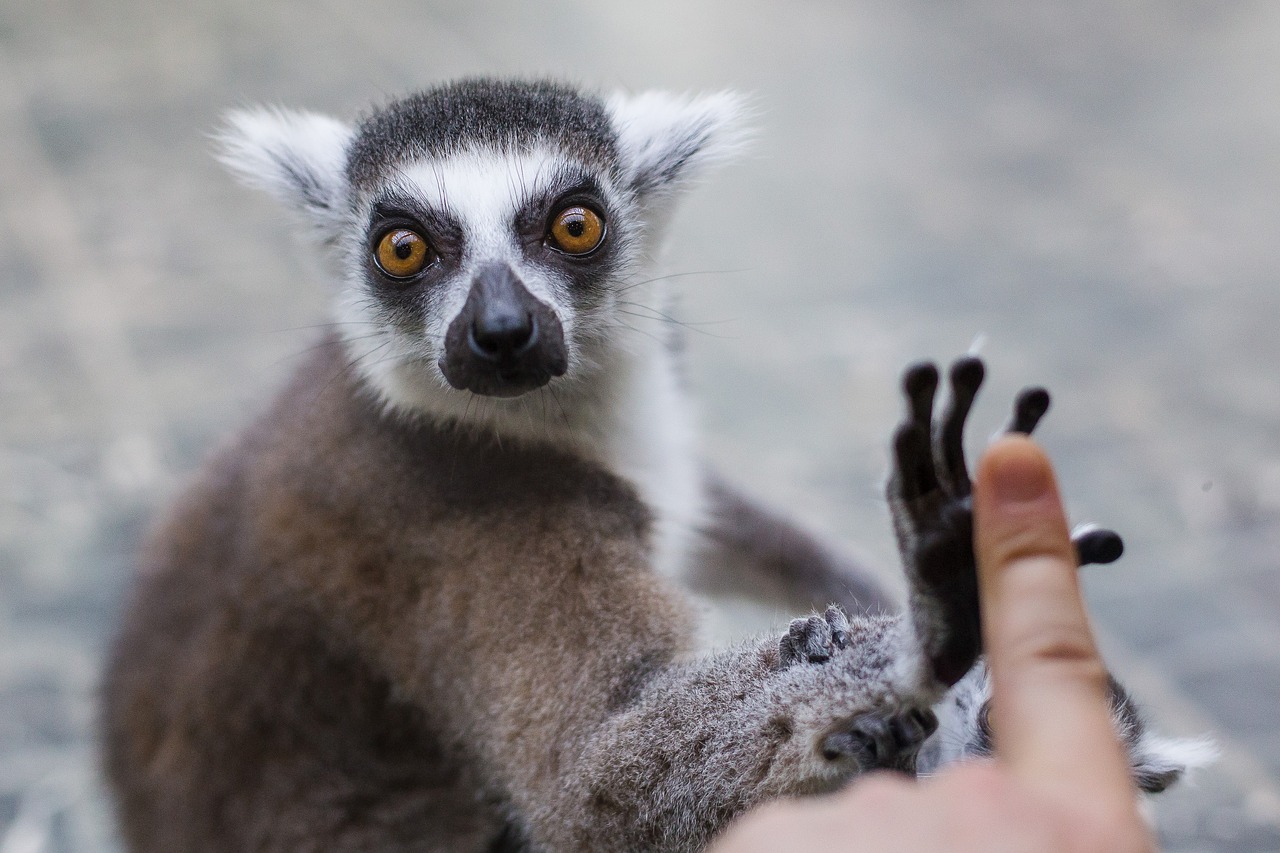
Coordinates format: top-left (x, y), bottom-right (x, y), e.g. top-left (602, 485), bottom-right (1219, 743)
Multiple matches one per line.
top-left (367, 196), bottom-right (465, 258)
top-left (512, 175), bottom-right (608, 244)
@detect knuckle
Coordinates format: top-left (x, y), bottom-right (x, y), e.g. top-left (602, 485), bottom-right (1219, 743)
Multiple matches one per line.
top-left (991, 555), bottom-right (1104, 672)
top-left (986, 526), bottom-right (1074, 571)
top-left (1009, 621), bottom-right (1105, 677)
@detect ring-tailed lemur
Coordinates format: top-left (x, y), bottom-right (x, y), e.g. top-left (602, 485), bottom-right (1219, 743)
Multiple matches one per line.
top-left (102, 79), bottom-right (1207, 853)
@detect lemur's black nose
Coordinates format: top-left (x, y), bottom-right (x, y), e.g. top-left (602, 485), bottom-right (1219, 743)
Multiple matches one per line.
top-left (465, 264), bottom-right (540, 361)
top-left (469, 310), bottom-right (536, 360)
top-left (440, 262), bottom-right (567, 397)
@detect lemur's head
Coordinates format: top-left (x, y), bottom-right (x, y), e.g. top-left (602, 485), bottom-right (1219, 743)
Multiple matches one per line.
top-left (219, 79), bottom-right (746, 409)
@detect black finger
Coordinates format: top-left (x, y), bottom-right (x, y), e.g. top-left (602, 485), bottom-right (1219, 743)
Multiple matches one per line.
top-left (1008, 387), bottom-right (1051, 435)
top-left (899, 363), bottom-right (940, 495)
top-left (938, 357), bottom-right (985, 497)
top-left (893, 423), bottom-right (934, 502)
top-left (1072, 525), bottom-right (1125, 566)
top-left (903, 362), bottom-right (939, 431)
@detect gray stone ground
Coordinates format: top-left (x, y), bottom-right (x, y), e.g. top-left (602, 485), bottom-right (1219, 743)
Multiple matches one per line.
top-left (1, 0), bottom-right (1279, 849)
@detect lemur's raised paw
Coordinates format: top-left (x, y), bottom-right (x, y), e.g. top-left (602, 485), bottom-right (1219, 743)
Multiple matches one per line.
top-left (778, 606), bottom-right (851, 668)
top-left (820, 706), bottom-right (939, 775)
top-left (889, 357), bottom-right (1011, 689)
top-left (888, 357), bottom-right (1125, 690)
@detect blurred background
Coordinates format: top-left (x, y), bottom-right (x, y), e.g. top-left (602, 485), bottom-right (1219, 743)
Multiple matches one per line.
top-left (2, 0), bottom-right (1279, 850)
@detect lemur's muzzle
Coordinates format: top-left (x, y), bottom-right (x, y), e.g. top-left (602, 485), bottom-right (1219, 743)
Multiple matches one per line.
top-left (440, 263), bottom-right (568, 398)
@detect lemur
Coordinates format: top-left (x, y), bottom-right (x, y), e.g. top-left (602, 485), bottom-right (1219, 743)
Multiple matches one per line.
top-left (102, 79), bottom-right (1208, 852)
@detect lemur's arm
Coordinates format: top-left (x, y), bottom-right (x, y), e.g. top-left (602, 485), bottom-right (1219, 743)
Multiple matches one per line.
top-left (521, 359), bottom-right (1032, 852)
top-left (551, 614), bottom-right (932, 851)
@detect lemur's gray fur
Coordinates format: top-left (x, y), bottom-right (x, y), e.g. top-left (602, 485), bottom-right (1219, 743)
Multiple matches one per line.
top-left (102, 79), bottom-right (1209, 852)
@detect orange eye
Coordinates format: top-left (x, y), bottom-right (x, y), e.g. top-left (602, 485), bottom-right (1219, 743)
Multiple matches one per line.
top-left (548, 205), bottom-right (605, 255)
top-left (374, 228), bottom-right (432, 278)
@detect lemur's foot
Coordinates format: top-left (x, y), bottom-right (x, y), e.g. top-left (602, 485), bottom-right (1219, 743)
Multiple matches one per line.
top-left (888, 357), bottom-right (1124, 689)
top-left (778, 606), bottom-right (851, 667)
top-left (820, 707), bottom-right (939, 774)
top-left (775, 603), bottom-right (940, 776)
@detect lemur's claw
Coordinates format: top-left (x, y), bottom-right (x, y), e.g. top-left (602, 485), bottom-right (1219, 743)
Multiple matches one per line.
top-left (778, 607), bottom-right (852, 668)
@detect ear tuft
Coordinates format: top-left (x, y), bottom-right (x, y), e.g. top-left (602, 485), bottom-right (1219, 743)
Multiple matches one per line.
top-left (606, 91), bottom-right (751, 197)
top-left (215, 107), bottom-right (354, 237)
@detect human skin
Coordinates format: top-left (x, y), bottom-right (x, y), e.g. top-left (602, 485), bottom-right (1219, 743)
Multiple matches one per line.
top-left (709, 436), bottom-right (1156, 853)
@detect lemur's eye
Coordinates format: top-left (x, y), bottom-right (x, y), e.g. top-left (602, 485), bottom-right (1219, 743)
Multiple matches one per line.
top-left (547, 206), bottom-right (605, 255)
top-left (374, 228), bottom-right (433, 278)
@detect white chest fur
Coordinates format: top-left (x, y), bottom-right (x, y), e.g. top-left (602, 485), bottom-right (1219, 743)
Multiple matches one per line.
top-left (342, 321), bottom-right (708, 583)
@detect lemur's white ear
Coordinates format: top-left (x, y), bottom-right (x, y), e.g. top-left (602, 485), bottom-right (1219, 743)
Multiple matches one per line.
top-left (216, 107), bottom-right (354, 238)
top-left (606, 91), bottom-right (750, 196)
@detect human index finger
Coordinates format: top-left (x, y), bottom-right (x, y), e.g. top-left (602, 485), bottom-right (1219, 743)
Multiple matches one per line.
top-left (972, 436), bottom-right (1135, 806)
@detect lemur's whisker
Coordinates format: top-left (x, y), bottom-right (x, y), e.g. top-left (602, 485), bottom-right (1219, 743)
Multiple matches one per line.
top-left (269, 321), bottom-right (383, 333)
top-left (545, 385), bottom-right (571, 429)
top-left (615, 309), bottom-right (737, 340)
top-left (615, 267), bottom-right (749, 295)
top-left (612, 318), bottom-right (670, 347)
top-left (615, 301), bottom-right (739, 334)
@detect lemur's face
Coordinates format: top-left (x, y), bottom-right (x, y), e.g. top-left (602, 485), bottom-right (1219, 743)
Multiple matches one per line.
top-left (219, 80), bottom-right (744, 406)
top-left (346, 142), bottom-right (638, 398)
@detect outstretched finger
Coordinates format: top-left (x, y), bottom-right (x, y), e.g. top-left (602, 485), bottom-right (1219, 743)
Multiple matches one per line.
top-left (972, 436), bottom-right (1135, 805)
top-left (904, 362), bottom-right (939, 435)
top-left (938, 357), bottom-right (984, 497)
top-left (1071, 524), bottom-right (1125, 567)
top-left (1006, 387), bottom-right (1050, 436)
top-left (893, 363), bottom-right (940, 500)
top-left (893, 424), bottom-right (933, 502)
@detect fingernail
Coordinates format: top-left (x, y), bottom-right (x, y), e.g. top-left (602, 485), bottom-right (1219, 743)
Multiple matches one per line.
top-left (989, 442), bottom-right (1053, 504)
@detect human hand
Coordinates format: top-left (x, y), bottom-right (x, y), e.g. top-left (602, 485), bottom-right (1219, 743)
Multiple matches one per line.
top-left (709, 436), bottom-right (1156, 852)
